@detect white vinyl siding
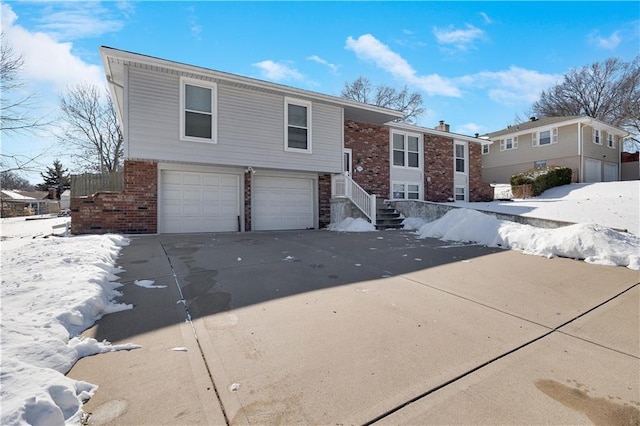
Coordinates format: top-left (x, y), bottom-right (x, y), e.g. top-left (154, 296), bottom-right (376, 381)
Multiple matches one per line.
top-left (500, 136), bottom-right (518, 151)
top-left (180, 77), bottom-right (217, 143)
top-left (127, 68), bottom-right (342, 173)
top-left (284, 98), bottom-right (312, 153)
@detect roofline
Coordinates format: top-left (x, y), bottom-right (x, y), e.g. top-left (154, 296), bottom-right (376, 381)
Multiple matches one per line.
top-left (99, 46), bottom-right (405, 120)
top-left (389, 121), bottom-right (488, 144)
top-left (487, 116), bottom-right (631, 140)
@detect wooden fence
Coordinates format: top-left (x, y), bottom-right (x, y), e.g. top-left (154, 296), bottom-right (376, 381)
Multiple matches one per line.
top-left (71, 172), bottom-right (123, 197)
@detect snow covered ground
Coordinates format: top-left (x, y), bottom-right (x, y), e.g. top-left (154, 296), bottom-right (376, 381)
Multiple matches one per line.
top-left (1, 216), bottom-right (138, 425)
top-left (1, 181), bottom-right (638, 424)
top-left (331, 182), bottom-right (640, 270)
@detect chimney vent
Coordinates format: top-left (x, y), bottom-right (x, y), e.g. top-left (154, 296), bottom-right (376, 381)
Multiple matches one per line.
top-left (435, 120), bottom-right (450, 132)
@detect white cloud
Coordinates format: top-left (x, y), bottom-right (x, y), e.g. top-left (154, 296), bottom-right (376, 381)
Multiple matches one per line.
top-left (459, 66), bottom-right (562, 106)
top-left (479, 12), bottom-right (493, 24)
top-left (345, 34), bottom-right (461, 97)
top-left (433, 24), bottom-right (484, 51)
top-left (307, 55), bottom-right (339, 73)
top-left (588, 30), bottom-right (622, 50)
top-left (252, 60), bottom-right (303, 82)
top-left (455, 122), bottom-right (484, 136)
top-left (1, 3), bottom-right (105, 92)
top-left (32, 2), bottom-right (125, 41)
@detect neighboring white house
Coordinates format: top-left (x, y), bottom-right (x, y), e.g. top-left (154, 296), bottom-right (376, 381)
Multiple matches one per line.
top-left (482, 116), bottom-right (629, 183)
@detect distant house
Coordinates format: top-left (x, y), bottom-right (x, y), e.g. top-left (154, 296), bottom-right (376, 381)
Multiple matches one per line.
top-left (482, 116), bottom-right (629, 183)
top-left (71, 47), bottom-right (489, 234)
top-left (0, 190), bottom-right (50, 217)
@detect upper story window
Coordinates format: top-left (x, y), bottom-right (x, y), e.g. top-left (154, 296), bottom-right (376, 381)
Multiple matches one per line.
top-left (608, 134), bottom-right (616, 148)
top-left (592, 129), bottom-right (601, 145)
top-left (180, 77), bottom-right (217, 143)
top-left (285, 97), bottom-right (312, 153)
top-left (482, 144), bottom-right (490, 155)
top-left (500, 136), bottom-right (518, 151)
top-left (392, 132), bottom-right (420, 168)
top-left (532, 128), bottom-right (558, 146)
top-left (455, 143), bottom-right (466, 173)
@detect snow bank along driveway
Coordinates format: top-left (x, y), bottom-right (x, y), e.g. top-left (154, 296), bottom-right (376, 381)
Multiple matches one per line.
top-left (1, 217), bottom-right (138, 425)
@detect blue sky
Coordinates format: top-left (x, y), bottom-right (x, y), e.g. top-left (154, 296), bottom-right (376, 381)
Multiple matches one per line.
top-left (2, 1), bottom-right (639, 183)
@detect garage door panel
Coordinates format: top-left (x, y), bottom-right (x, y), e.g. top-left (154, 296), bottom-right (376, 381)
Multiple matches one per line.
top-left (253, 176), bottom-right (314, 231)
top-left (160, 170), bottom-right (240, 233)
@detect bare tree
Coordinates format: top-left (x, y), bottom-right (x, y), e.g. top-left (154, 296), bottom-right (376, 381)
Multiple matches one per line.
top-left (341, 76), bottom-right (425, 124)
top-left (531, 56), bottom-right (640, 150)
top-left (59, 83), bottom-right (123, 173)
top-left (0, 170), bottom-right (33, 190)
top-left (0, 32), bottom-right (48, 134)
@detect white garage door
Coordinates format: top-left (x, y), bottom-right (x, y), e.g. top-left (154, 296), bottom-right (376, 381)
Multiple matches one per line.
top-left (160, 170), bottom-right (240, 233)
top-left (603, 162), bottom-right (618, 182)
top-left (253, 176), bottom-right (314, 231)
top-left (585, 158), bottom-right (602, 183)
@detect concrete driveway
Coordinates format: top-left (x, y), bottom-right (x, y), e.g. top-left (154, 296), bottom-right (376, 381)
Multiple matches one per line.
top-left (69, 230), bottom-right (639, 425)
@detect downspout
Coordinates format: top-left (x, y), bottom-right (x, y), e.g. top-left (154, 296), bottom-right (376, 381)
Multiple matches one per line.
top-left (577, 122), bottom-right (583, 183)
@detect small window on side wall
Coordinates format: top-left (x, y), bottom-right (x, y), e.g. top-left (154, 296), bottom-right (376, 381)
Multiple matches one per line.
top-left (535, 160), bottom-right (547, 169)
top-left (608, 134), bottom-right (616, 148)
top-left (482, 144), bottom-right (490, 155)
top-left (285, 98), bottom-right (312, 153)
top-left (180, 77), bottom-right (216, 143)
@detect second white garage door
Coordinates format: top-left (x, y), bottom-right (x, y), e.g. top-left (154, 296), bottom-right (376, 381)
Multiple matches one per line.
top-left (253, 176), bottom-right (314, 231)
top-left (160, 170), bottom-right (240, 233)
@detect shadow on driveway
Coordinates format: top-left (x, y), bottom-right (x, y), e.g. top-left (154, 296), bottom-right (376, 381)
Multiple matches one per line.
top-left (92, 229), bottom-right (503, 343)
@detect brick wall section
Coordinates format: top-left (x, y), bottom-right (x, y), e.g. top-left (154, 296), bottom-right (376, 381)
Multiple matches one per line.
top-left (71, 160), bottom-right (158, 234)
top-left (318, 174), bottom-right (332, 228)
top-left (468, 143), bottom-right (493, 201)
top-left (424, 134), bottom-right (454, 202)
top-left (244, 173), bottom-right (252, 231)
top-left (344, 120), bottom-right (390, 198)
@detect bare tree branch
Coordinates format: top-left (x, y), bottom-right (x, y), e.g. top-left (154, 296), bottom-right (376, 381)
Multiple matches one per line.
top-left (341, 76), bottom-right (425, 124)
top-left (531, 56), bottom-right (640, 150)
top-left (58, 83), bottom-right (123, 173)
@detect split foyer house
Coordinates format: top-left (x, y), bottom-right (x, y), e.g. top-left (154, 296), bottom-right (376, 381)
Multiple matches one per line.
top-left (71, 47), bottom-right (490, 234)
top-left (482, 116), bottom-right (629, 184)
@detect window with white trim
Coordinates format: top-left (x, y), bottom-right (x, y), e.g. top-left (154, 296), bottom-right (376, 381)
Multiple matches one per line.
top-left (592, 129), bottom-right (601, 145)
top-left (455, 143), bottom-right (465, 173)
top-left (180, 77), bottom-right (217, 142)
top-left (500, 136), bottom-right (518, 151)
top-left (392, 182), bottom-right (420, 200)
top-left (532, 128), bottom-right (558, 146)
top-left (608, 134), bottom-right (616, 148)
top-left (392, 132), bottom-right (420, 168)
top-left (482, 144), bottom-right (490, 155)
top-left (454, 187), bottom-right (465, 201)
top-left (285, 98), bottom-right (312, 152)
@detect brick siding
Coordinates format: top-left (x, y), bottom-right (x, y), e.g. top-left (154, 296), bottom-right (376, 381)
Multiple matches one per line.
top-left (318, 174), bottom-right (332, 228)
top-left (71, 160), bottom-right (157, 234)
top-left (344, 120), bottom-right (390, 198)
top-left (468, 142), bottom-right (493, 201)
top-left (424, 134), bottom-right (454, 202)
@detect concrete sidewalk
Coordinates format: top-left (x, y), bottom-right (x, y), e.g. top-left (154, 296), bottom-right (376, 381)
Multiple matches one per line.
top-left (68, 230), bottom-right (639, 425)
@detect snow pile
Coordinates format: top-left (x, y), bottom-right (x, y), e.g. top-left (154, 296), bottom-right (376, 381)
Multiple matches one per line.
top-left (1, 233), bottom-right (138, 425)
top-left (327, 217), bottom-right (376, 232)
top-left (401, 217), bottom-right (429, 230)
top-left (458, 181), bottom-right (639, 235)
top-left (414, 208), bottom-right (640, 270)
